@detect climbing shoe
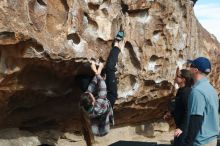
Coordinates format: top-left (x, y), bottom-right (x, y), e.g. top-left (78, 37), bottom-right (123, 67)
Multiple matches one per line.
top-left (115, 30), bottom-right (124, 41)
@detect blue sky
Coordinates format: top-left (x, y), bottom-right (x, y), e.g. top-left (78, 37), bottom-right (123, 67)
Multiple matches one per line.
top-left (194, 0), bottom-right (220, 41)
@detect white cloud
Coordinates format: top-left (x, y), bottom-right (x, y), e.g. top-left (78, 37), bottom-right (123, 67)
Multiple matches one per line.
top-left (194, 3), bottom-right (220, 41)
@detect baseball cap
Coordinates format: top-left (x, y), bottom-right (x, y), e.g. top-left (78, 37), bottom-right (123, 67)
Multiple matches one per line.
top-left (188, 57), bottom-right (211, 74)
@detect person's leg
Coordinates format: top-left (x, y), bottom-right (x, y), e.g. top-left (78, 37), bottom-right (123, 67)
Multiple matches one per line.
top-left (106, 46), bottom-right (120, 107)
top-left (173, 133), bottom-right (185, 146)
top-left (173, 137), bottom-right (180, 146)
top-left (106, 46), bottom-right (121, 72)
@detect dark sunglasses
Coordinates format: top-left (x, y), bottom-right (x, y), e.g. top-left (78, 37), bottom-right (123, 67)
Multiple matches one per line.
top-left (190, 64), bottom-right (197, 68)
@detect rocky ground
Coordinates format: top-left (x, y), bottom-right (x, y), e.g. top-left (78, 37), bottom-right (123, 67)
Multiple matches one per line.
top-left (0, 126), bottom-right (173, 146)
top-left (0, 121), bottom-right (220, 146)
top-left (0, 0), bottom-right (220, 132)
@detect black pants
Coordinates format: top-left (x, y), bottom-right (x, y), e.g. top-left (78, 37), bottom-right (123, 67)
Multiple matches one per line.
top-left (173, 130), bottom-right (186, 146)
top-left (76, 47), bottom-right (120, 107)
top-left (105, 47), bottom-right (120, 107)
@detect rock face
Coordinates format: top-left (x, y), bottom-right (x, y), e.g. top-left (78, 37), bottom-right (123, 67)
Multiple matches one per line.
top-left (0, 0), bottom-right (220, 136)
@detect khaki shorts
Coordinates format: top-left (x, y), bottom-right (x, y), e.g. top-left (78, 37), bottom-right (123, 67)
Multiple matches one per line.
top-left (203, 139), bottom-right (217, 146)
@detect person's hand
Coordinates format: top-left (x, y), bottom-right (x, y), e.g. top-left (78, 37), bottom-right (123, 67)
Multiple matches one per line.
top-left (174, 128), bottom-right (183, 137)
top-left (90, 60), bottom-right (98, 74)
top-left (163, 111), bottom-right (171, 120)
top-left (97, 62), bottom-right (104, 75)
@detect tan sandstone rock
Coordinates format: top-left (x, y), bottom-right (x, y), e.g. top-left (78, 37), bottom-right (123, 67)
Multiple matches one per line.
top-left (0, 0), bottom-right (219, 145)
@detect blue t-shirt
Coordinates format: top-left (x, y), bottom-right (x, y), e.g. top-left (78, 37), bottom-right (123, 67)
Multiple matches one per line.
top-left (188, 77), bottom-right (219, 146)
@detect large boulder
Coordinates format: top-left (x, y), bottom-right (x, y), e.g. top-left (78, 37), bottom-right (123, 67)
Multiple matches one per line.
top-left (0, 0), bottom-right (219, 134)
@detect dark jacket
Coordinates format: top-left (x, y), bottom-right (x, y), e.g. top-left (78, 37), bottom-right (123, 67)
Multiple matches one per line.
top-left (172, 86), bottom-right (191, 146)
top-left (172, 86), bottom-right (191, 131)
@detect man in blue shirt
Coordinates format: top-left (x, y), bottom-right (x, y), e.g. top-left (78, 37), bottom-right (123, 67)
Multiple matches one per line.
top-left (183, 57), bottom-right (219, 146)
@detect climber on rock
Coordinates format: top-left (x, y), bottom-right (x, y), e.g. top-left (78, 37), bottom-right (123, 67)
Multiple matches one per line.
top-left (76, 29), bottom-right (125, 108)
top-left (80, 61), bottom-right (114, 137)
top-left (77, 30), bottom-right (124, 145)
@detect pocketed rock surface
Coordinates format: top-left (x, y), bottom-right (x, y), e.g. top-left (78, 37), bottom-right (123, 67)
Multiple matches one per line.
top-left (0, 0), bottom-right (219, 145)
